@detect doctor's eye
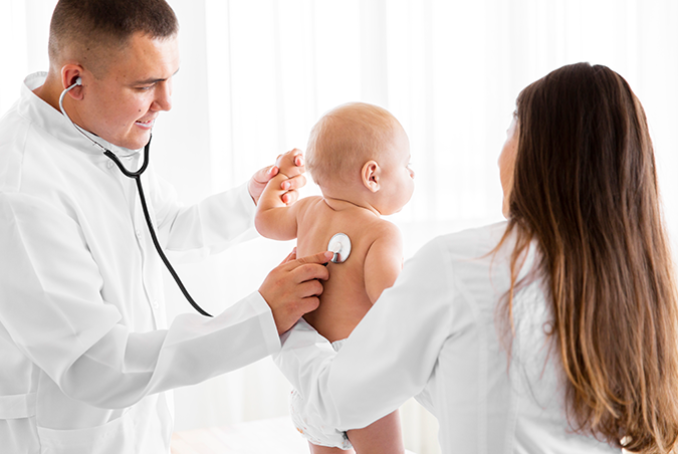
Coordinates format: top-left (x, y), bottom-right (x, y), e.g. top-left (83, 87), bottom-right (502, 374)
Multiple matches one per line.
top-left (136, 85), bottom-right (154, 91)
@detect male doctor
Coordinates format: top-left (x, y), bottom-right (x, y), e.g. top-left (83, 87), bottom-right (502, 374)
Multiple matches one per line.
top-left (0, 0), bottom-right (331, 453)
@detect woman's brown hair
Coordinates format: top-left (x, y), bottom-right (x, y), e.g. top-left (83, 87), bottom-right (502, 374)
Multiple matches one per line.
top-left (500, 62), bottom-right (678, 452)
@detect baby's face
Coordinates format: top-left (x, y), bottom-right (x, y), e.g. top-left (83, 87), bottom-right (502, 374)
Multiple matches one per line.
top-left (375, 126), bottom-right (415, 215)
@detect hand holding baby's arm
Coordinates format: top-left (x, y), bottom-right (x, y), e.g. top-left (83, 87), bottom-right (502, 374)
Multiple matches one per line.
top-left (248, 149), bottom-right (306, 206)
top-left (255, 150), bottom-right (308, 241)
top-left (363, 223), bottom-right (405, 303)
top-left (275, 150), bottom-right (305, 179)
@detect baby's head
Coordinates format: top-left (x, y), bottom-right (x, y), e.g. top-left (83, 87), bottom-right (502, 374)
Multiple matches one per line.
top-left (305, 102), bottom-right (414, 215)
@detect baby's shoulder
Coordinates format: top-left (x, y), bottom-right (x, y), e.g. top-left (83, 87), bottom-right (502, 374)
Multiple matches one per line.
top-left (292, 195), bottom-right (324, 217)
top-left (358, 217), bottom-right (403, 250)
top-left (295, 195), bottom-right (323, 209)
top-left (369, 217), bottom-right (401, 236)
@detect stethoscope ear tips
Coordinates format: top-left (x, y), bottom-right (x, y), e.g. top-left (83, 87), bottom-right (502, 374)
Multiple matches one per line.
top-left (63, 77), bottom-right (82, 94)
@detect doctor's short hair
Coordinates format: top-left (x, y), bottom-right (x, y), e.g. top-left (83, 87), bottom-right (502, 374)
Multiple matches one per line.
top-left (306, 102), bottom-right (403, 186)
top-left (48, 0), bottom-right (178, 69)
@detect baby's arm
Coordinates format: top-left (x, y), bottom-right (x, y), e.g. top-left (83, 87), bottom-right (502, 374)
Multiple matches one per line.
top-left (363, 222), bottom-right (404, 303)
top-left (254, 153), bottom-right (306, 240)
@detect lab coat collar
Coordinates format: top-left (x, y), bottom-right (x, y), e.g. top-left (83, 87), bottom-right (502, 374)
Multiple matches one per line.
top-left (21, 72), bottom-right (143, 160)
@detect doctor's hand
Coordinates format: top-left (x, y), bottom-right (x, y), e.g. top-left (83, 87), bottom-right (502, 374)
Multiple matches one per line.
top-left (249, 148), bottom-right (306, 206)
top-left (259, 249), bottom-right (333, 335)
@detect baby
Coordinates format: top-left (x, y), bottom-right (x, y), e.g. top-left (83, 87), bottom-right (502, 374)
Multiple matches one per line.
top-left (255, 102), bottom-right (414, 454)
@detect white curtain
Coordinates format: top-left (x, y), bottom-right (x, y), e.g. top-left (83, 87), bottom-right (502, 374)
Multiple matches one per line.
top-left (2, 1), bottom-right (677, 453)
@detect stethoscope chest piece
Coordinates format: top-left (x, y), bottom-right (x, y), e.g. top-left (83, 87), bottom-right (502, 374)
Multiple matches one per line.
top-left (328, 233), bottom-right (352, 263)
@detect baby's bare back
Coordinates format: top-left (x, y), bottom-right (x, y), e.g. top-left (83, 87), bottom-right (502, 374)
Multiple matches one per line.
top-left (295, 197), bottom-right (390, 342)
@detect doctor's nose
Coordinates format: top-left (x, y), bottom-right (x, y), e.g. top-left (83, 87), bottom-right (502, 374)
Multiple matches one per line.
top-left (152, 81), bottom-right (173, 112)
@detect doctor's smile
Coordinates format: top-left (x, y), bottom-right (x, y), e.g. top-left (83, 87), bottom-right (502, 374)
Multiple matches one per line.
top-left (135, 118), bottom-right (155, 129)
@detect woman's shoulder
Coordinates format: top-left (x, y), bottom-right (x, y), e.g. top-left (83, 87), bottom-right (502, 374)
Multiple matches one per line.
top-left (422, 221), bottom-right (510, 261)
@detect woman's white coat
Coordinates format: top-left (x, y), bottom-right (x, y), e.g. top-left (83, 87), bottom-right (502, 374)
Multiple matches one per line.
top-left (277, 222), bottom-right (620, 454)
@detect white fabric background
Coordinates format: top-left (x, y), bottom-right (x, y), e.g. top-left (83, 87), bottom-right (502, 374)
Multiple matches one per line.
top-left (1, 1), bottom-right (677, 453)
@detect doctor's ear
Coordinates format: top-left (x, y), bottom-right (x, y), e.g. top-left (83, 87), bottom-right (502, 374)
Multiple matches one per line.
top-left (60, 65), bottom-right (85, 99)
top-left (361, 160), bottom-right (381, 193)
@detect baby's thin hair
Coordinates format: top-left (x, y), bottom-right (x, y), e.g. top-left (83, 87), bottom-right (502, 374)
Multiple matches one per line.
top-left (306, 102), bottom-right (401, 186)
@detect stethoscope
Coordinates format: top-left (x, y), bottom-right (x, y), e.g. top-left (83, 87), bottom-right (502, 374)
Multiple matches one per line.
top-left (59, 77), bottom-right (212, 317)
top-left (327, 233), bottom-right (351, 263)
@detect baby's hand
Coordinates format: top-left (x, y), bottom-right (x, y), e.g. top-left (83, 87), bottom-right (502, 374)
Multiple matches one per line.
top-left (249, 148), bottom-right (306, 205)
top-left (275, 149), bottom-right (305, 179)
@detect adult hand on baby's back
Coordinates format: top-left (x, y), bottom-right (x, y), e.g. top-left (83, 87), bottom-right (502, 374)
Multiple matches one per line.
top-left (259, 250), bottom-right (333, 335)
top-left (248, 148), bottom-right (306, 206)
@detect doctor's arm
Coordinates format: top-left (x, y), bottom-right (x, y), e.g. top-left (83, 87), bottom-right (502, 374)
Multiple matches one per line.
top-left (61, 248), bottom-right (331, 408)
top-left (0, 194), bottom-right (329, 409)
top-left (153, 149), bottom-right (306, 254)
top-left (275, 238), bottom-right (456, 431)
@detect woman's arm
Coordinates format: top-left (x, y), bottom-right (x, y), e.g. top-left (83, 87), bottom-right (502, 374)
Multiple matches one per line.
top-left (275, 237), bottom-right (457, 431)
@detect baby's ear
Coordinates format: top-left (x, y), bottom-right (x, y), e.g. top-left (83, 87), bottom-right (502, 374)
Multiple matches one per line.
top-left (361, 160), bottom-right (380, 193)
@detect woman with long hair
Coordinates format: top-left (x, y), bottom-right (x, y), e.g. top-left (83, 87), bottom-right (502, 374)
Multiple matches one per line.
top-left (276, 62), bottom-right (678, 453)
top-left (500, 62), bottom-right (678, 452)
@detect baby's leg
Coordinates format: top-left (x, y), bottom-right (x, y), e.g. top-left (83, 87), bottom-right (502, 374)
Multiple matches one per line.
top-left (346, 410), bottom-right (404, 454)
top-left (308, 442), bottom-right (355, 454)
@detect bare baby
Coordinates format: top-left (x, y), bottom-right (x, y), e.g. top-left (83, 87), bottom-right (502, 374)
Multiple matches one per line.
top-left (256, 102), bottom-right (415, 454)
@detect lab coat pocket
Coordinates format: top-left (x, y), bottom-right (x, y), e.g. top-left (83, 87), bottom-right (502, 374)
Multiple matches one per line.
top-left (0, 393), bottom-right (40, 453)
top-left (36, 407), bottom-right (136, 454)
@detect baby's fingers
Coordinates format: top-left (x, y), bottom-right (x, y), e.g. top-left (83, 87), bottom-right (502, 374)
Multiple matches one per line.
top-left (281, 174), bottom-right (307, 192)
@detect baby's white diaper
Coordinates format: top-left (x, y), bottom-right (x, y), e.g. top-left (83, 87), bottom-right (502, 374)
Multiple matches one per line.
top-left (290, 339), bottom-right (352, 449)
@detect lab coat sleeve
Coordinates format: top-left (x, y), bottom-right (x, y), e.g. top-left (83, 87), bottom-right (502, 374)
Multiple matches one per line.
top-left (274, 237), bottom-right (456, 431)
top-left (150, 173), bottom-right (258, 255)
top-left (60, 292), bottom-right (279, 408)
top-left (0, 193), bottom-right (279, 409)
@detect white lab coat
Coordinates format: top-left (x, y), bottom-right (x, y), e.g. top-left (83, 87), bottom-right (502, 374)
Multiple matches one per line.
top-left (0, 73), bottom-right (280, 454)
top-left (275, 222), bottom-right (621, 453)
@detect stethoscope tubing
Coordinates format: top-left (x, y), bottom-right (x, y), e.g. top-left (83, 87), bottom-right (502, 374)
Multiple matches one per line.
top-left (60, 79), bottom-right (212, 317)
top-left (105, 144), bottom-right (212, 317)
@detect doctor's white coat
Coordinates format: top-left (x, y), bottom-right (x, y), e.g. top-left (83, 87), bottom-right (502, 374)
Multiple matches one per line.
top-left (0, 73), bottom-right (280, 454)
